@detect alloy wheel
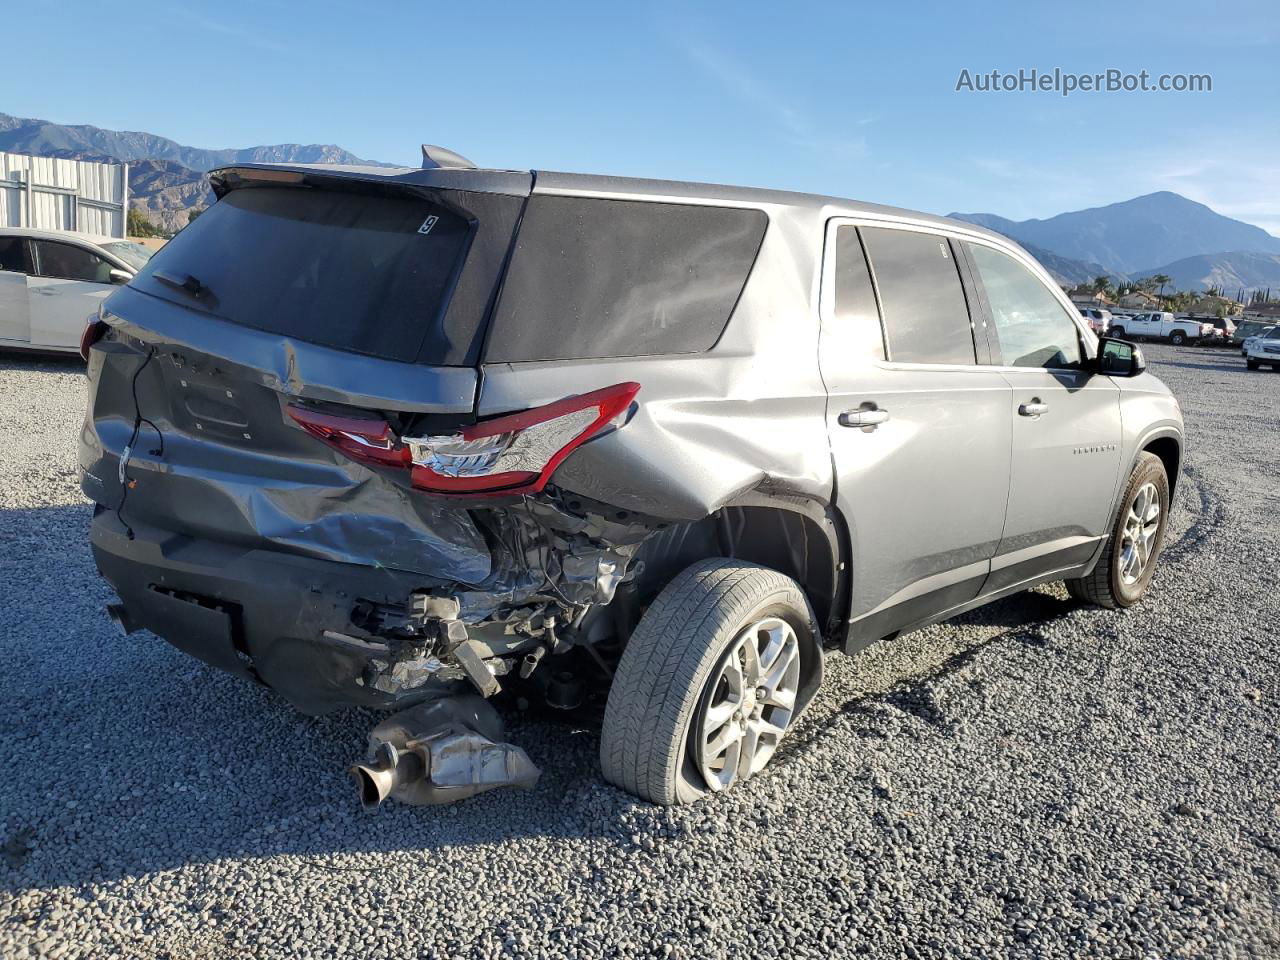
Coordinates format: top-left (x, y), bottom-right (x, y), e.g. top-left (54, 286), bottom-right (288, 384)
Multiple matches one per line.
top-left (695, 616), bottom-right (801, 792)
top-left (1119, 481), bottom-right (1161, 585)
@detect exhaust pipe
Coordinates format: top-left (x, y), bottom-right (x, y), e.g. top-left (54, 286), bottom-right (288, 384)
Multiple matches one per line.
top-left (106, 602), bottom-right (138, 635)
top-left (350, 695), bottom-right (540, 808)
top-left (351, 742), bottom-right (426, 809)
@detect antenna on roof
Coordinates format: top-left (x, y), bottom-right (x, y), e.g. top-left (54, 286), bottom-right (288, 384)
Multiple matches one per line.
top-left (420, 144), bottom-right (475, 169)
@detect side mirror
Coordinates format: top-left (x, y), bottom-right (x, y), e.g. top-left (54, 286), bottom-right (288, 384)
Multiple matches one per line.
top-left (1096, 337), bottom-right (1146, 377)
top-left (108, 268), bottom-right (132, 285)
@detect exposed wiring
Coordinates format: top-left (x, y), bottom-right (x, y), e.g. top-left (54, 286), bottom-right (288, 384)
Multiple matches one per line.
top-left (116, 346), bottom-right (159, 540)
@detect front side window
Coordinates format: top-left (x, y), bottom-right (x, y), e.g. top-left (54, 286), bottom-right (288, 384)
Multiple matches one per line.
top-left (861, 226), bottom-right (975, 364)
top-left (968, 243), bottom-right (1082, 369)
top-left (32, 241), bottom-right (113, 283)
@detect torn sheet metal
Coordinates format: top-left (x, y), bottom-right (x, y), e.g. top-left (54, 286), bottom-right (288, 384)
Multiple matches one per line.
top-left (352, 696), bottom-right (540, 807)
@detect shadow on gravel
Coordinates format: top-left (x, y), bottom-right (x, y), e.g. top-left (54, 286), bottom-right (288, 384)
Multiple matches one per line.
top-left (1146, 355), bottom-right (1251, 374)
top-left (775, 588), bottom-right (1078, 762)
top-left (0, 500), bottom-right (1085, 894)
top-left (0, 503), bottom-right (645, 893)
top-left (0, 352), bottom-right (85, 374)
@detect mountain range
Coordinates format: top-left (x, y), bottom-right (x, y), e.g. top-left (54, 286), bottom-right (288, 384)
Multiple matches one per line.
top-left (3, 110), bottom-right (1279, 296)
top-left (950, 192), bottom-right (1280, 296)
top-left (0, 111), bottom-right (391, 231)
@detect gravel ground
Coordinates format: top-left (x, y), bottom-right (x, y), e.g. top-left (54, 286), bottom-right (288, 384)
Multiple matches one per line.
top-left (1, 344), bottom-right (1278, 959)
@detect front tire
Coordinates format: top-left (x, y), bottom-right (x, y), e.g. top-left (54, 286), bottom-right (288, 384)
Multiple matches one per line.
top-left (1067, 452), bottom-right (1170, 609)
top-left (600, 559), bottom-right (820, 805)
top-left (1247, 358), bottom-right (1260, 370)
top-left (1111, 326), bottom-right (1126, 338)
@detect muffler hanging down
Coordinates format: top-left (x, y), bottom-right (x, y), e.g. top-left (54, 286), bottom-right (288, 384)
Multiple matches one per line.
top-left (350, 695), bottom-right (540, 807)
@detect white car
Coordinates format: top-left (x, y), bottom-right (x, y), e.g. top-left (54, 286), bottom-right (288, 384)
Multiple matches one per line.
top-left (0, 228), bottom-right (154, 354)
top-left (1241, 325), bottom-right (1276, 357)
top-left (1245, 331), bottom-right (1280, 370)
top-left (1077, 306), bottom-right (1112, 335)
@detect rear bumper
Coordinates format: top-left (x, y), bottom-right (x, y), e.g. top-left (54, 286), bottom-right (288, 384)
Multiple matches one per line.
top-left (90, 508), bottom-right (455, 715)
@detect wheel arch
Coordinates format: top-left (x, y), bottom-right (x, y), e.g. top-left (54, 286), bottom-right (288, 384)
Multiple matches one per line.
top-left (633, 492), bottom-right (849, 647)
top-left (1140, 432), bottom-right (1182, 499)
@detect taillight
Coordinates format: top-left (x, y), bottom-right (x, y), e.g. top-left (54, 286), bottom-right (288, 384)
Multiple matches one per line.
top-left (285, 407), bottom-right (411, 468)
top-left (286, 381), bottom-right (639, 497)
top-left (79, 315), bottom-right (107, 361)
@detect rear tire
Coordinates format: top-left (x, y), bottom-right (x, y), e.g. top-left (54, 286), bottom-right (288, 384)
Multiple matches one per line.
top-left (1067, 452), bottom-right (1170, 609)
top-left (1169, 331), bottom-right (1186, 346)
top-left (599, 558), bottom-right (819, 805)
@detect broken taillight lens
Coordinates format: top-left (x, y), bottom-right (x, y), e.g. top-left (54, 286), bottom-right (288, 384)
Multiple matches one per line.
top-left (286, 382), bottom-right (639, 497)
top-left (79, 315), bottom-right (108, 361)
top-left (285, 407), bottom-right (411, 469)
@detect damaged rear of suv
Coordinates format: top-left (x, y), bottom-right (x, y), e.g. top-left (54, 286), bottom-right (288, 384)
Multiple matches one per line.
top-left (81, 149), bottom-right (1182, 807)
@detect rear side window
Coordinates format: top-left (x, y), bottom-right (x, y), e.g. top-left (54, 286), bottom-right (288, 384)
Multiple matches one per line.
top-left (486, 196), bottom-right (767, 362)
top-left (130, 187), bottom-right (472, 364)
top-left (861, 227), bottom-right (975, 365)
top-left (32, 240), bottom-right (112, 282)
top-left (0, 237), bottom-right (29, 274)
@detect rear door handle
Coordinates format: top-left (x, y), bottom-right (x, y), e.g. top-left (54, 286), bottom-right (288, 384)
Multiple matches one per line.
top-left (838, 407), bottom-right (890, 428)
top-left (1018, 400), bottom-right (1049, 418)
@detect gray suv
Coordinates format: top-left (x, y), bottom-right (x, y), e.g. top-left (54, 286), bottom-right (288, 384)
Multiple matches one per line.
top-left (79, 152), bottom-right (1183, 806)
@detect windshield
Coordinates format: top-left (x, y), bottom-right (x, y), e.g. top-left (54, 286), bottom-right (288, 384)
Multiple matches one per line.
top-left (100, 240), bottom-right (155, 271)
top-left (129, 187), bottom-right (474, 363)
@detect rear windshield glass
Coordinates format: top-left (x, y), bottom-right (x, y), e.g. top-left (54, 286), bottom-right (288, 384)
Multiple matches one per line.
top-left (485, 196), bottom-right (767, 362)
top-left (130, 186), bottom-right (471, 363)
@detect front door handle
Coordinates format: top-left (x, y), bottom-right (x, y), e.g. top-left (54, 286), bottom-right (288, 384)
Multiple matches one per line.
top-left (839, 407), bottom-right (890, 428)
top-left (1018, 399), bottom-right (1049, 418)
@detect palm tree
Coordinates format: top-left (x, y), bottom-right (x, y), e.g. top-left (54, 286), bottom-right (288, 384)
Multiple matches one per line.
top-left (1090, 275), bottom-right (1114, 300)
top-left (1151, 273), bottom-right (1172, 300)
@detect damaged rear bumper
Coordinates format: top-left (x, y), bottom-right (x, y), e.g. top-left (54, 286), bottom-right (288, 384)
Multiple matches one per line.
top-left (90, 507), bottom-right (469, 715)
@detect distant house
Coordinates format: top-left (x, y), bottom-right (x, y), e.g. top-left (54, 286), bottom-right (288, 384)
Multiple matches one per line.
top-left (1185, 294), bottom-right (1243, 317)
top-left (1118, 290), bottom-right (1160, 310)
top-left (1243, 302), bottom-right (1280, 320)
top-left (1068, 286), bottom-right (1114, 307)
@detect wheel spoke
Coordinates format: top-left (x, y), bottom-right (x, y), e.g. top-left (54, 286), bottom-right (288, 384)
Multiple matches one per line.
top-left (739, 632), bottom-right (762, 685)
top-left (705, 718), bottom-right (742, 759)
top-left (763, 685), bottom-right (796, 711)
top-left (736, 722), bottom-right (762, 777)
top-left (704, 697), bottom-right (738, 730)
top-left (757, 622), bottom-right (789, 673)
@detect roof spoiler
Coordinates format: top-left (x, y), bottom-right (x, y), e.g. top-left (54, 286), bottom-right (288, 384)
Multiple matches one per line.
top-left (421, 144), bottom-right (475, 170)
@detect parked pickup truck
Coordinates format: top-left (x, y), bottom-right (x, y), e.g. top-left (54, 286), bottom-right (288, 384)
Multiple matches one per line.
top-left (1109, 311), bottom-right (1203, 346)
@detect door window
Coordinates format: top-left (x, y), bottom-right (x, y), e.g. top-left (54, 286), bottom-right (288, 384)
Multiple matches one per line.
top-left (0, 237), bottom-right (30, 274)
top-left (967, 243), bottom-right (1082, 369)
top-left (31, 241), bottom-right (113, 283)
top-left (861, 227), bottom-right (975, 364)
top-left (832, 225), bottom-right (885, 358)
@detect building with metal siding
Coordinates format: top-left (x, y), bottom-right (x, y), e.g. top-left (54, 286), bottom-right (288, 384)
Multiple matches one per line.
top-left (0, 152), bottom-right (127, 238)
